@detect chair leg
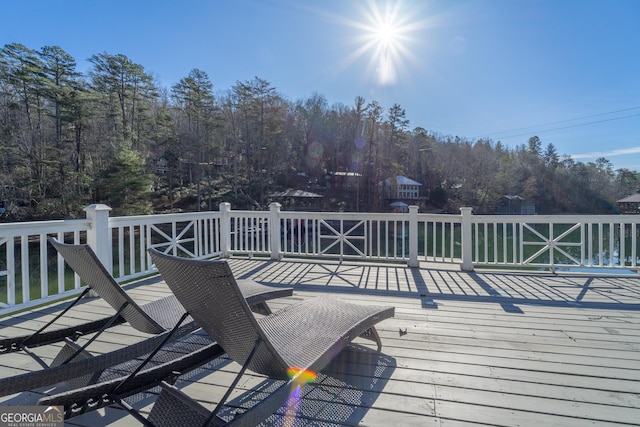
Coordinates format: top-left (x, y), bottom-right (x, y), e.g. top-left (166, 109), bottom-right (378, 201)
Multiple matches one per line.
top-left (359, 327), bottom-right (383, 352)
top-left (0, 316), bottom-right (125, 355)
top-left (111, 394), bottom-right (156, 427)
top-left (146, 380), bottom-right (211, 427)
top-left (111, 311), bottom-right (191, 396)
top-left (249, 301), bottom-right (271, 315)
top-left (146, 339), bottom-right (264, 427)
top-left (49, 338), bottom-right (102, 389)
top-left (19, 287), bottom-right (91, 348)
top-left (89, 312), bottom-right (191, 427)
top-left (19, 289), bottom-right (104, 369)
top-left (19, 345), bottom-right (50, 369)
top-left (58, 302), bottom-right (130, 365)
top-left (205, 338), bottom-right (263, 427)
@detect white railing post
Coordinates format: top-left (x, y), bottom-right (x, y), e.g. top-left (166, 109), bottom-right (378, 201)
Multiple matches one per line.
top-left (269, 202), bottom-right (282, 260)
top-left (460, 207), bottom-right (474, 271)
top-left (84, 204), bottom-right (112, 273)
top-left (408, 205), bottom-right (419, 267)
top-left (219, 202), bottom-right (231, 258)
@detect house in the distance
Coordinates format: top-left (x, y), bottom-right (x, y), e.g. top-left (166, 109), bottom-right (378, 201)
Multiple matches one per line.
top-left (269, 189), bottom-right (324, 211)
top-left (379, 176), bottom-right (423, 212)
top-left (381, 176), bottom-right (422, 200)
top-left (617, 193), bottom-right (640, 214)
top-left (325, 171), bottom-right (362, 190)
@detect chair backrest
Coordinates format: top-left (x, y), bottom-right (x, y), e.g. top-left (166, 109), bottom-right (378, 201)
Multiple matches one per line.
top-left (149, 248), bottom-right (288, 377)
top-left (49, 238), bottom-right (165, 334)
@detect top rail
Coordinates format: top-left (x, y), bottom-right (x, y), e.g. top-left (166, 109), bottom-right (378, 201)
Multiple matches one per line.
top-left (1, 203), bottom-right (639, 314)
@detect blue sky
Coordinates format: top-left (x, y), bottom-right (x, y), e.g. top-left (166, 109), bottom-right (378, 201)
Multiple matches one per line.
top-left (3, 0), bottom-right (640, 171)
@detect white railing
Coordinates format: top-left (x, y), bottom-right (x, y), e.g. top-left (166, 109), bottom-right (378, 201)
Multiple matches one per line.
top-left (470, 213), bottom-right (640, 272)
top-left (109, 210), bottom-right (223, 282)
top-left (0, 217), bottom-right (91, 312)
top-left (223, 206), bottom-right (425, 262)
top-left (2, 203), bottom-right (639, 314)
top-left (277, 210), bottom-right (414, 261)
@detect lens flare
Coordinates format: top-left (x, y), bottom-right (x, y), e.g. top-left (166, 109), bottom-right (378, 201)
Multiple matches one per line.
top-left (283, 368), bottom-right (317, 426)
top-left (283, 384), bottom-right (302, 427)
top-left (287, 366), bottom-right (317, 384)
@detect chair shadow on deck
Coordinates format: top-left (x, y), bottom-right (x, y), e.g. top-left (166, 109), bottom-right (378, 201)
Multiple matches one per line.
top-left (198, 343), bottom-right (396, 425)
top-left (23, 342), bottom-right (394, 426)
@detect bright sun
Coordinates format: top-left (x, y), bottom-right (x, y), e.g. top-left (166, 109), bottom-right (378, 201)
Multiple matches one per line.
top-left (348, 1), bottom-right (424, 86)
top-left (375, 23), bottom-right (397, 48)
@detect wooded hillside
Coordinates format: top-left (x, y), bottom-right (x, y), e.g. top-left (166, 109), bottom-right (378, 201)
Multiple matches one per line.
top-left (1, 43), bottom-right (637, 220)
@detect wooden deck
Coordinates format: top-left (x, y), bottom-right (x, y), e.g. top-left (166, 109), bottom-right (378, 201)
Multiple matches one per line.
top-left (1, 258), bottom-right (640, 426)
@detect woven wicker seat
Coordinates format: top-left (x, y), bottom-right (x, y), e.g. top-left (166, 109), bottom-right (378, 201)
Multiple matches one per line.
top-left (147, 248), bottom-right (394, 427)
top-left (0, 239), bottom-right (292, 401)
top-left (37, 332), bottom-right (225, 421)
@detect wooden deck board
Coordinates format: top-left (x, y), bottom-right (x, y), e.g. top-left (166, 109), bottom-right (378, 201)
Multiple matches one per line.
top-left (1, 258), bottom-right (639, 426)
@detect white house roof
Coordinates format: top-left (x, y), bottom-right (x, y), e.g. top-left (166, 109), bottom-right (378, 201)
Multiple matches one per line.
top-left (384, 176), bottom-right (422, 186)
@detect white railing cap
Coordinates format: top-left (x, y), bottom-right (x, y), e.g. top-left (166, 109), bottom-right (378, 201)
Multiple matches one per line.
top-left (83, 204), bottom-right (113, 212)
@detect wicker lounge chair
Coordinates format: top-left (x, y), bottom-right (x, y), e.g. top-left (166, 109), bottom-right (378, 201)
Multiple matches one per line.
top-left (0, 239), bottom-right (292, 398)
top-left (0, 238), bottom-right (185, 363)
top-left (37, 332), bottom-right (225, 420)
top-left (146, 248), bottom-right (395, 426)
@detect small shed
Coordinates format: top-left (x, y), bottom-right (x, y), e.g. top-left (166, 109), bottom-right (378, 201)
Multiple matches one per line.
top-left (498, 195), bottom-right (535, 215)
top-left (390, 201), bottom-right (409, 213)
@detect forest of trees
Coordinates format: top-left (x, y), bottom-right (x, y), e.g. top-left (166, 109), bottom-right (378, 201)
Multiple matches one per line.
top-left (1, 43), bottom-right (639, 221)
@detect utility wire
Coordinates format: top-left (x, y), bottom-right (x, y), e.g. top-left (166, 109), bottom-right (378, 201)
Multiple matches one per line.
top-left (474, 106), bottom-right (640, 140)
top-left (484, 113), bottom-right (640, 141)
